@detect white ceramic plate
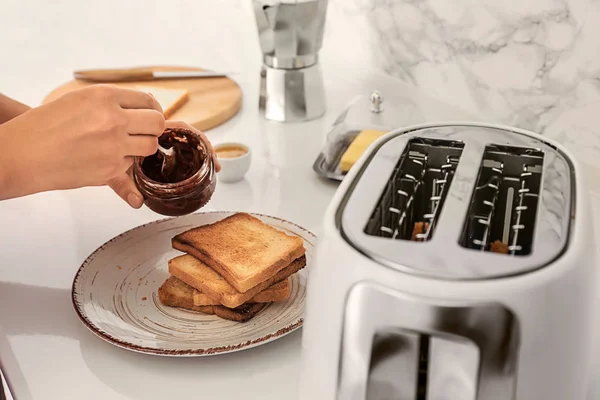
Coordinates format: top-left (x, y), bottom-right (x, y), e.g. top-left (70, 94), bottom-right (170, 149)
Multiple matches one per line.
top-left (72, 211), bottom-right (315, 356)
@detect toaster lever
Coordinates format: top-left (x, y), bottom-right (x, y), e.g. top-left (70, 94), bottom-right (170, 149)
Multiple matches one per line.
top-left (365, 332), bottom-right (478, 400)
top-left (340, 282), bottom-right (520, 400)
top-left (426, 335), bottom-right (479, 400)
top-left (366, 331), bottom-right (421, 399)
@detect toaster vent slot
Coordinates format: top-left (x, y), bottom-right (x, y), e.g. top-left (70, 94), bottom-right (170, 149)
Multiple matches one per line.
top-left (364, 138), bottom-right (464, 241)
top-left (460, 145), bottom-right (544, 256)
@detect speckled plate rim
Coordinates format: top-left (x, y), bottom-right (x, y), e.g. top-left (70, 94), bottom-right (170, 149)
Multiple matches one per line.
top-left (71, 211), bottom-right (316, 357)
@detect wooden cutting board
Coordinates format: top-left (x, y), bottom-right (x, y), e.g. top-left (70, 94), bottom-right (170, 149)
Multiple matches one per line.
top-left (43, 66), bottom-right (243, 132)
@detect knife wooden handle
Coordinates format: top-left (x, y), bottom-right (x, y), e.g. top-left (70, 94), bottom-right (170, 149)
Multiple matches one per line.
top-left (73, 67), bottom-right (155, 82)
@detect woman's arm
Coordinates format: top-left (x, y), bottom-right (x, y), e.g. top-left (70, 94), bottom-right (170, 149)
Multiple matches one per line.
top-left (0, 94), bottom-right (31, 124)
top-left (0, 85), bottom-right (165, 205)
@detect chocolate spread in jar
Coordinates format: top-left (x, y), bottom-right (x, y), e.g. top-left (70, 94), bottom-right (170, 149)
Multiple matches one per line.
top-left (133, 127), bottom-right (216, 217)
top-left (141, 128), bottom-right (206, 184)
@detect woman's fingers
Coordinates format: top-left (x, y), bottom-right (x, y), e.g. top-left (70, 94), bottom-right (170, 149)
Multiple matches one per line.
top-left (107, 171), bottom-right (144, 208)
top-left (124, 135), bottom-right (159, 157)
top-left (125, 109), bottom-right (166, 136)
top-left (148, 93), bottom-right (164, 114)
top-left (115, 87), bottom-right (163, 112)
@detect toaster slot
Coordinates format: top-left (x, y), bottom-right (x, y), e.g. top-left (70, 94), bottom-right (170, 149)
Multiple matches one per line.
top-left (460, 145), bottom-right (544, 256)
top-left (364, 138), bottom-right (464, 241)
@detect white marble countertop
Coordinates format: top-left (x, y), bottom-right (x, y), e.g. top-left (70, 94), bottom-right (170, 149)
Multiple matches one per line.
top-left (0, 1), bottom-right (599, 399)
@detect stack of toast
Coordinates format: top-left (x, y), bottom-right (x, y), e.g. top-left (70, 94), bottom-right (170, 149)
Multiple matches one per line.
top-left (158, 213), bottom-right (307, 322)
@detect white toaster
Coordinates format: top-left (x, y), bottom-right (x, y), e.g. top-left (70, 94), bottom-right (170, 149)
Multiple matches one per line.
top-left (299, 122), bottom-right (598, 400)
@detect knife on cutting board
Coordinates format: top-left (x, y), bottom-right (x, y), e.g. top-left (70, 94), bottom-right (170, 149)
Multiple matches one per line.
top-left (73, 67), bottom-right (232, 82)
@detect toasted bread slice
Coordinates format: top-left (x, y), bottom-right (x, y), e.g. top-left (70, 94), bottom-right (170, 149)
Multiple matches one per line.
top-left (211, 303), bottom-right (268, 322)
top-left (158, 276), bottom-right (267, 322)
top-left (158, 275), bottom-right (214, 314)
top-left (411, 222), bottom-right (430, 242)
top-left (169, 254), bottom-right (306, 308)
top-left (172, 213), bottom-right (306, 293)
top-left (193, 279), bottom-right (290, 306)
top-left (490, 240), bottom-right (509, 254)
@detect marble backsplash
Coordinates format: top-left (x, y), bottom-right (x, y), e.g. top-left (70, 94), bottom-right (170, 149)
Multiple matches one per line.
top-left (326, 0), bottom-right (600, 168)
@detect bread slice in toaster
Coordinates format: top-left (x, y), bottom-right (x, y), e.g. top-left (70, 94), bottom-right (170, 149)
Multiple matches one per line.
top-left (490, 240), bottom-right (509, 254)
top-left (157, 276), bottom-right (268, 322)
top-left (411, 222), bottom-right (430, 241)
top-left (168, 253), bottom-right (306, 309)
top-left (171, 213), bottom-right (306, 293)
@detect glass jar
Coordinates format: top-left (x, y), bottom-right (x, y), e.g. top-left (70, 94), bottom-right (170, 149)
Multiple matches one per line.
top-left (133, 128), bottom-right (216, 217)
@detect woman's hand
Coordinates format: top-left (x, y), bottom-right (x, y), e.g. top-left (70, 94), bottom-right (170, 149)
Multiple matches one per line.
top-left (0, 85), bottom-right (165, 206)
top-left (0, 94), bottom-right (30, 124)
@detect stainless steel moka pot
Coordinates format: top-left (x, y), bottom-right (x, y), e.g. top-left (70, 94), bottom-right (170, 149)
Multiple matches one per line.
top-left (299, 123), bottom-right (598, 400)
top-left (253, 0), bottom-right (327, 122)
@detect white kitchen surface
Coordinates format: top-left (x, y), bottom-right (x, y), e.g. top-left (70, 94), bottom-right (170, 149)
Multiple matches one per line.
top-left (340, 0), bottom-right (600, 172)
top-left (0, 1), bottom-right (599, 399)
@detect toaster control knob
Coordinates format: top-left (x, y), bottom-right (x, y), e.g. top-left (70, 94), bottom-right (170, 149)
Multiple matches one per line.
top-left (370, 90), bottom-right (384, 113)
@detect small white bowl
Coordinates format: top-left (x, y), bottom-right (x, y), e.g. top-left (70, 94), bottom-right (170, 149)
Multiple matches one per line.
top-left (214, 142), bottom-right (251, 183)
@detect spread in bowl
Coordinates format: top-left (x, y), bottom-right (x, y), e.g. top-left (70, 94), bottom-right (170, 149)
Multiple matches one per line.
top-left (215, 145), bottom-right (248, 159)
top-left (133, 128), bottom-right (216, 216)
top-left (213, 142), bottom-right (251, 183)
